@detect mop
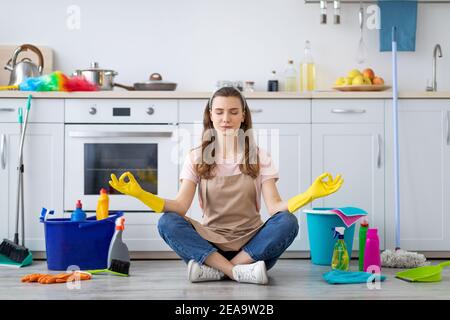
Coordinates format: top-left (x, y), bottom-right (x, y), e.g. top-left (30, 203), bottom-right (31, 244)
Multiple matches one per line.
top-left (380, 27), bottom-right (427, 268)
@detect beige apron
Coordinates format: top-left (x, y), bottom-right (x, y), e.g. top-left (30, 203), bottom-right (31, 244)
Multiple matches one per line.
top-left (186, 173), bottom-right (264, 251)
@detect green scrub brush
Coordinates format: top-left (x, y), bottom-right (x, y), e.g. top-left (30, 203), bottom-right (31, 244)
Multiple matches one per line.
top-left (87, 217), bottom-right (130, 276)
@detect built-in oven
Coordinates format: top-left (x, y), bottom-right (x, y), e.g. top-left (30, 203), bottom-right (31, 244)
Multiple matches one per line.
top-left (64, 99), bottom-right (179, 212)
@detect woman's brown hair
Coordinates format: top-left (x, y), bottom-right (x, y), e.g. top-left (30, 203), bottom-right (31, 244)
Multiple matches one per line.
top-left (194, 87), bottom-right (260, 179)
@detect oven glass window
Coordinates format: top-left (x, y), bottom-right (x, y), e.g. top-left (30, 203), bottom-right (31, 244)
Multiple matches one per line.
top-left (84, 143), bottom-right (157, 195)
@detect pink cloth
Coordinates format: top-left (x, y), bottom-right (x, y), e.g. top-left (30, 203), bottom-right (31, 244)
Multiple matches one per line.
top-left (180, 148), bottom-right (279, 212)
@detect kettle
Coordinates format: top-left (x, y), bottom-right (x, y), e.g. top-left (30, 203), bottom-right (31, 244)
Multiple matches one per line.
top-left (4, 44), bottom-right (44, 86)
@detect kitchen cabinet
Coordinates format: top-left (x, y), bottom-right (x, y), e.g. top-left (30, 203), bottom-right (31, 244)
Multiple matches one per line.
top-left (311, 100), bottom-right (385, 251)
top-left (385, 99), bottom-right (450, 251)
top-left (0, 123), bottom-right (64, 251)
top-left (0, 98), bottom-right (64, 251)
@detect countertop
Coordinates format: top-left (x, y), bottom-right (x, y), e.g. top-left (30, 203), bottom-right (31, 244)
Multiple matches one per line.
top-left (1, 90), bottom-right (450, 99)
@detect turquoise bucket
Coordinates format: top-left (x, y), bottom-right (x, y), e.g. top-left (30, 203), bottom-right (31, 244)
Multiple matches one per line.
top-left (303, 208), bottom-right (355, 265)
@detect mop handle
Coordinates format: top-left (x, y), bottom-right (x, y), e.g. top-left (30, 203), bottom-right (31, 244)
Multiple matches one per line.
top-left (392, 26), bottom-right (401, 250)
top-left (17, 95), bottom-right (32, 162)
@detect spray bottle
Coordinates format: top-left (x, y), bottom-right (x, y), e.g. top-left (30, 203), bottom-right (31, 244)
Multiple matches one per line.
top-left (331, 227), bottom-right (349, 271)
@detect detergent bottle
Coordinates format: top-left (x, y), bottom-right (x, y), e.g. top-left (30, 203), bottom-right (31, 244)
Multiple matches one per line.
top-left (359, 218), bottom-right (369, 271)
top-left (363, 228), bottom-right (381, 272)
top-left (71, 200), bottom-right (86, 222)
top-left (96, 188), bottom-right (109, 220)
top-left (331, 227), bottom-right (349, 271)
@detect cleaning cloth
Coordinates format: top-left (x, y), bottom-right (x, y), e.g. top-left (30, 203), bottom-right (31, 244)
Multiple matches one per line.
top-left (309, 207), bottom-right (367, 228)
top-left (379, 0), bottom-right (418, 52)
top-left (323, 270), bottom-right (386, 284)
top-left (330, 207), bottom-right (367, 228)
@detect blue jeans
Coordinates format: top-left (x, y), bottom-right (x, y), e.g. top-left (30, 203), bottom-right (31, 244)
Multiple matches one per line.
top-left (157, 211), bottom-right (299, 270)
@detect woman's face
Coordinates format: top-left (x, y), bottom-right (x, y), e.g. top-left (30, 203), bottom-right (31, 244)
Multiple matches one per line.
top-left (210, 96), bottom-right (245, 136)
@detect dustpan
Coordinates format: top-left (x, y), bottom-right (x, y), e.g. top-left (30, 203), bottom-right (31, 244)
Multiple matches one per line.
top-left (0, 250), bottom-right (33, 268)
top-left (395, 261), bottom-right (450, 282)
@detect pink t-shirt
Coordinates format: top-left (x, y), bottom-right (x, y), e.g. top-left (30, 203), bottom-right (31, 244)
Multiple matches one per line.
top-left (179, 148), bottom-right (279, 212)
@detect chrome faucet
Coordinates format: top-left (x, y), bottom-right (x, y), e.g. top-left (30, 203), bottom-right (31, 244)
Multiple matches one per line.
top-left (427, 44), bottom-right (443, 91)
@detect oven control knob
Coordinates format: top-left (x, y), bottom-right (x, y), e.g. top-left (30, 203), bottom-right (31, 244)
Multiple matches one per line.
top-left (147, 107), bottom-right (155, 115)
top-left (89, 107), bottom-right (97, 115)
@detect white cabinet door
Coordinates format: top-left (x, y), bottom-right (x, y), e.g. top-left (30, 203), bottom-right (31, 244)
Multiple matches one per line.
top-left (312, 124), bottom-right (385, 250)
top-left (253, 124), bottom-right (311, 251)
top-left (178, 123), bottom-right (312, 251)
top-left (6, 124), bottom-right (64, 251)
top-left (385, 100), bottom-right (450, 251)
top-left (0, 124), bottom-right (17, 242)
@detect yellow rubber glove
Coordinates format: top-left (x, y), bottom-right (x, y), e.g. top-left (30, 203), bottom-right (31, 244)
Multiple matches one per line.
top-left (287, 172), bottom-right (344, 213)
top-left (109, 171), bottom-right (165, 213)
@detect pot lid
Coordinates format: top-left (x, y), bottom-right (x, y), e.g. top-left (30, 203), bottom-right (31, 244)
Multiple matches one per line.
top-left (77, 62), bottom-right (117, 73)
top-left (135, 73), bottom-right (176, 85)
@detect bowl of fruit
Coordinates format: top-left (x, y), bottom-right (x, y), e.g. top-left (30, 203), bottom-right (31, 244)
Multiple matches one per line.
top-left (333, 68), bottom-right (390, 91)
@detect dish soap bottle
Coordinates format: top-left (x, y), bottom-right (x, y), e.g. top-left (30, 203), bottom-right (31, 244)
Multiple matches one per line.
top-left (331, 227), bottom-right (349, 271)
top-left (71, 200), bottom-right (86, 222)
top-left (284, 60), bottom-right (297, 92)
top-left (299, 40), bottom-right (316, 92)
top-left (359, 218), bottom-right (369, 271)
top-left (96, 188), bottom-right (109, 220)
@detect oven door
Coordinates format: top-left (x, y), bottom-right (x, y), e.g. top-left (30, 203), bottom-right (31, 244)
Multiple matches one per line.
top-left (64, 124), bottom-right (178, 212)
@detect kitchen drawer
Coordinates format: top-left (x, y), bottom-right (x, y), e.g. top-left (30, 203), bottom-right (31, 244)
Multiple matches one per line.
top-left (0, 99), bottom-right (64, 123)
top-left (179, 99), bottom-right (311, 123)
top-left (65, 99), bottom-right (178, 123)
top-left (312, 99), bottom-right (384, 123)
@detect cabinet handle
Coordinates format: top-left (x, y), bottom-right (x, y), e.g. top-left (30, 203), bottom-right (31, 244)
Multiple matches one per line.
top-left (331, 108), bottom-right (366, 114)
top-left (446, 111), bottom-right (450, 146)
top-left (1, 134), bottom-right (6, 170)
top-left (0, 108), bottom-right (15, 112)
top-left (376, 134), bottom-right (382, 168)
top-left (250, 108), bottom-right (263, 113)
top-left (69, 131), bottom-right (173, 138)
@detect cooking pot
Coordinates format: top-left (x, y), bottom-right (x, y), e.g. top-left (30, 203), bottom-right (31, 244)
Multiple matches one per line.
top-left (4, 44), bottom-right (44, 86)
top-left (73, 62), bottom-right (118, 90)
top-left (114, 73), bottom-right (177, 91)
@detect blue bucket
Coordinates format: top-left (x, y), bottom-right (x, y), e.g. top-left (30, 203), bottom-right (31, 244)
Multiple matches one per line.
top-left (40, 211), bottom-right (123, 271)
top-left (303, 208), bottom-right (355, 265)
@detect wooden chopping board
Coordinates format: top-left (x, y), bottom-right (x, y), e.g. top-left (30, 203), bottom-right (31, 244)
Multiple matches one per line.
top-left (0, 45), bottom-right (53, 86)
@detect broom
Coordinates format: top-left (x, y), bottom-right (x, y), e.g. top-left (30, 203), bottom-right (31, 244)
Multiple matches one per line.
top-left (380, 27), bottom-right (426, 269)
top-left (0, 95), bottom-right (33, 267)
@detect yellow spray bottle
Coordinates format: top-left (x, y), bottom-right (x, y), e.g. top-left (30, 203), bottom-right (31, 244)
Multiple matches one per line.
top-left (331, 227), bottom-right (349, 271)
top-left (96, 188), bottom-right (109, 220)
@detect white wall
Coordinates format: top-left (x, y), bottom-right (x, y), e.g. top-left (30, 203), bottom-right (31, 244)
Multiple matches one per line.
top-left (1, 0), bottom-right (449, 91)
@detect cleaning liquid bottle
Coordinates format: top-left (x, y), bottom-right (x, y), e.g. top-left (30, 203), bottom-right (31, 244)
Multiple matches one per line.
top-left (299, 40), bottom-right (316, 92)
top-left (107, 217), bottom-right (130, 269)
top-left (359, 218), bottom-right (369, 271)
top-left (96, 188), bottom-right (109, 220)
top-left (363, 228), bottom-right (381, 272)
top-left (71, 200), bottom-right (86, 222)
top-left (331, 227), bottom-right (349, 271)
top-left (284, 60), bottom-right (298, 92)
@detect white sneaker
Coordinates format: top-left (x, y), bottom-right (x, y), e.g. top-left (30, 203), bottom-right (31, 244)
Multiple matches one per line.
top-left (187, 260), bottom-right (225, 282)
top-left (232, 261), bottom-right (269, 285)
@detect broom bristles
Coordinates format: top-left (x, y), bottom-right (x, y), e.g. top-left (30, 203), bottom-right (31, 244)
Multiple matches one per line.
top-left (0, 239), bottom-right (30, 263)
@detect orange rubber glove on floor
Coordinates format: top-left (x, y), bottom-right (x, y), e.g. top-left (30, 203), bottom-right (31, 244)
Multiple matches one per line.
top-left (109, 171), bottom-right (165, 213)
top-left (287, 172), bottom-right (344, 213)
top-left (21, 272), bottom-right (91, 284)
